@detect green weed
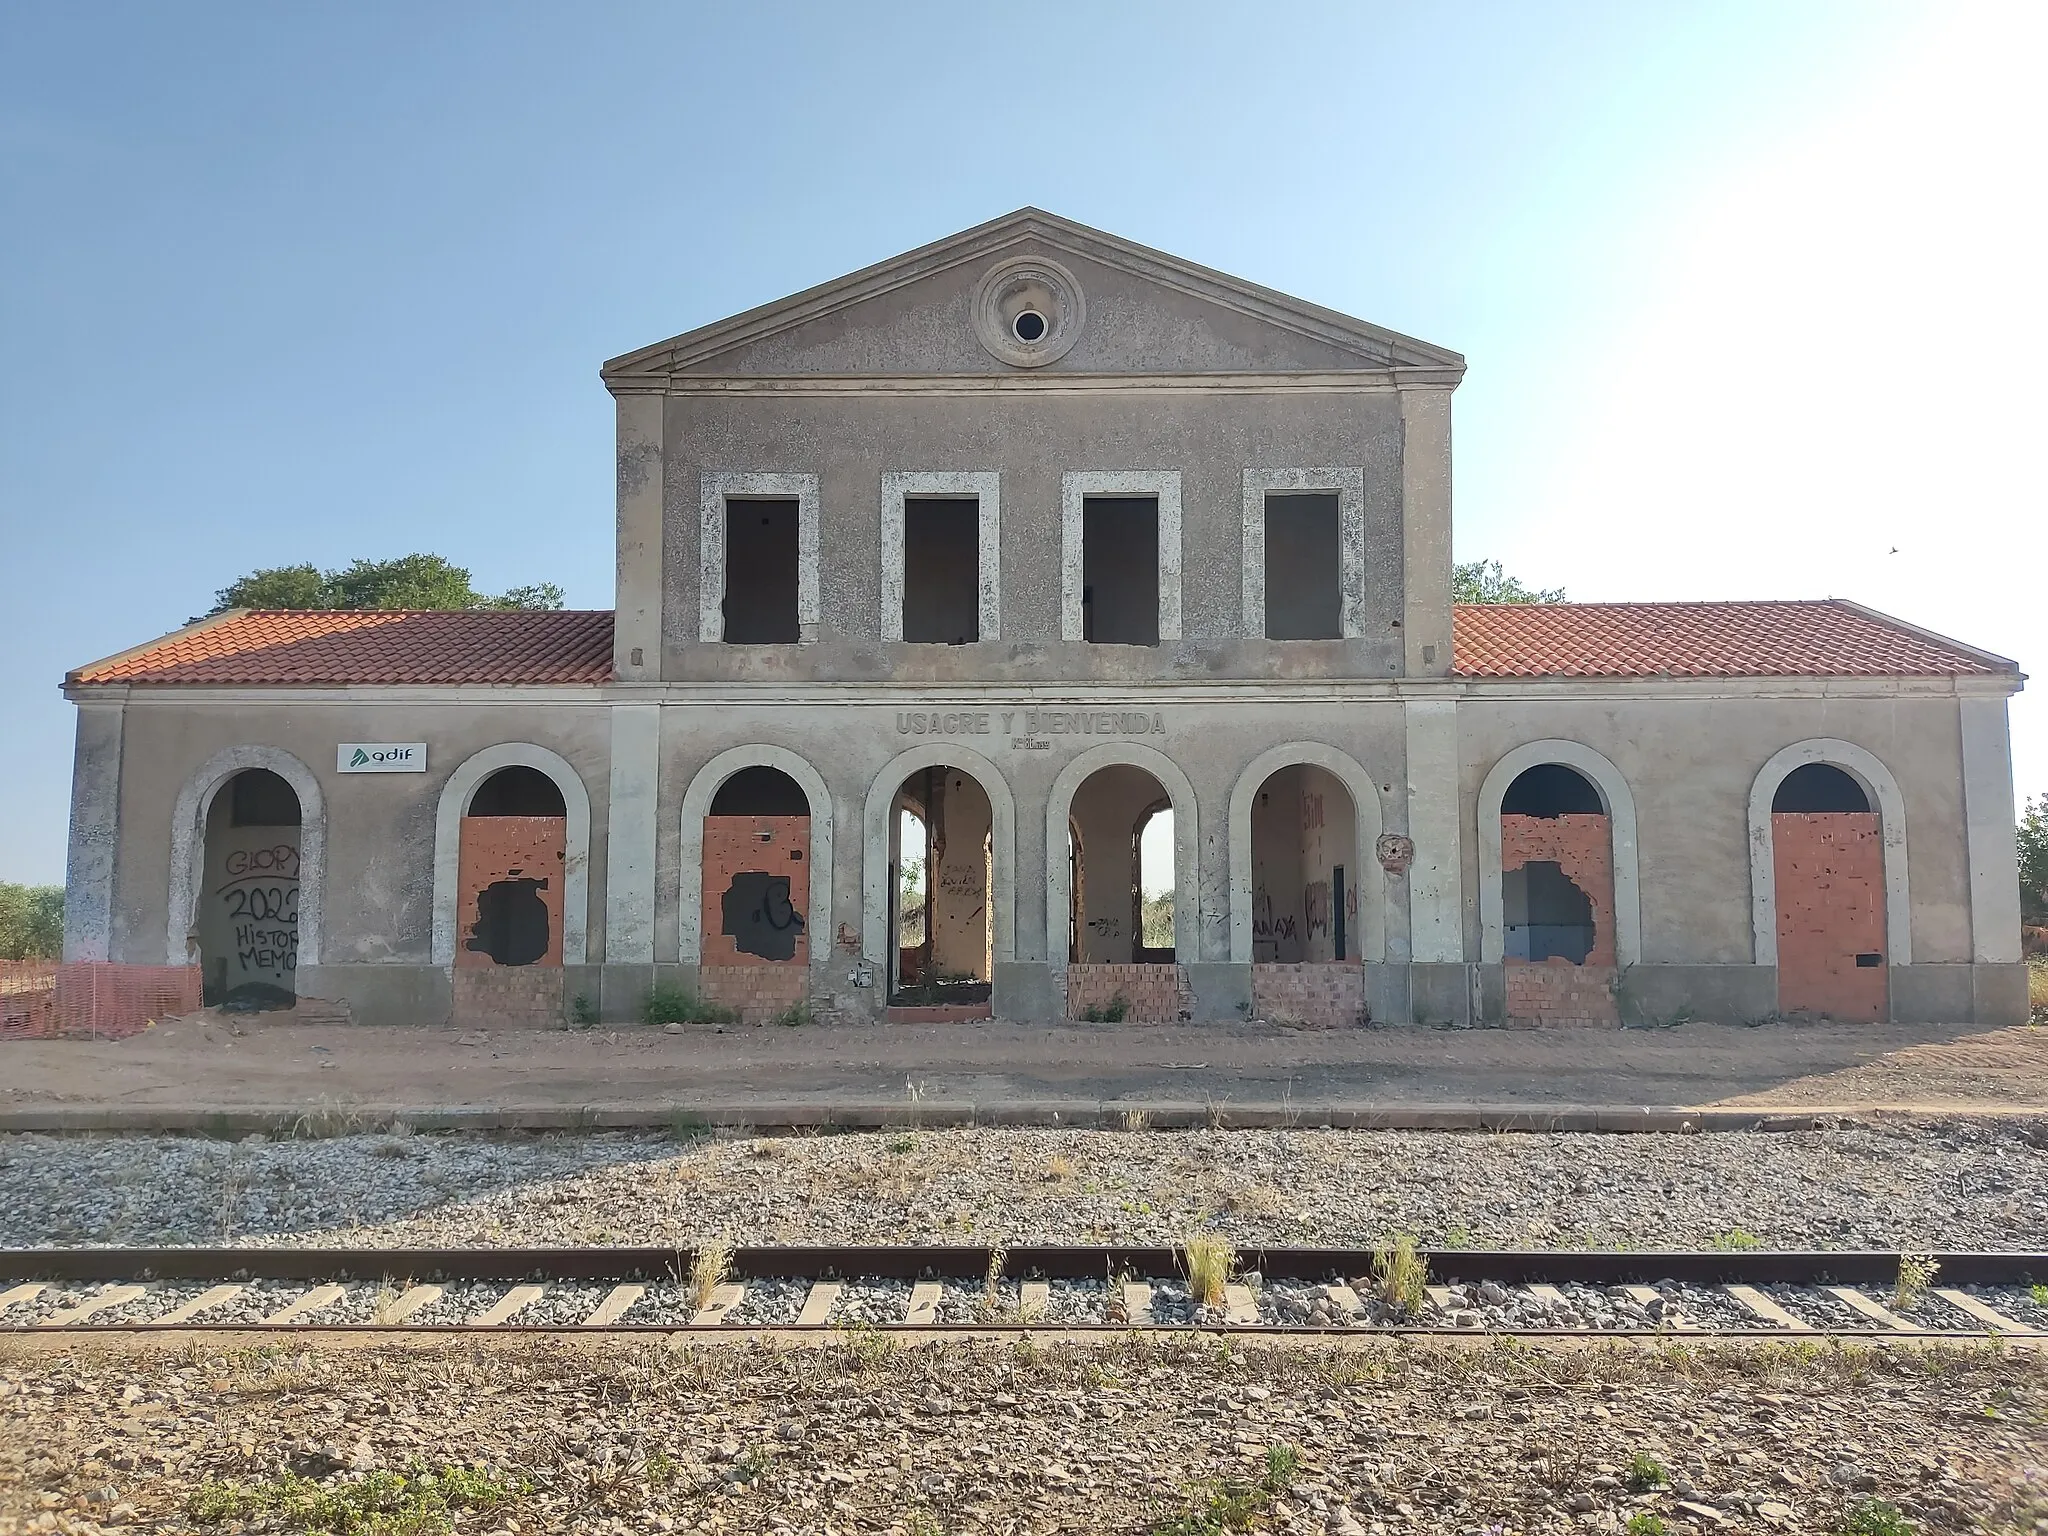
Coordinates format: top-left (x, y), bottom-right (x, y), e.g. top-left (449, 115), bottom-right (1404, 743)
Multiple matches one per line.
top-left (1837, 1498), bottom-right (1915, 1536)
top-left (1709, 1228), bottom-right (1761, 1251)
top-left (1625, 1515), bottom-right (1668, 1536)
top-left (569, 992), bottom-right (598, 1028)
top-left (188, 1464), bottom-right (524, 1535)
top-left (1892, 1254), bottom-right (1940, 1312)
top-left (1623, 1451), bottom-right (1668, 1492)
top-left (640, 981), bottom-right (737, 1027)
top-left (1081, 993), bottom-right (1131, 1023)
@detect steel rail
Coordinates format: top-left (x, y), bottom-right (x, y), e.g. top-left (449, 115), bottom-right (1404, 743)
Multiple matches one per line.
top-left (0, 1246), bottom-right (2042, 1286)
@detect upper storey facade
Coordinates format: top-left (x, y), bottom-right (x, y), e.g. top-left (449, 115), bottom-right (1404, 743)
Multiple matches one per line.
top-left (601, 209), bottom-right (1466, 688)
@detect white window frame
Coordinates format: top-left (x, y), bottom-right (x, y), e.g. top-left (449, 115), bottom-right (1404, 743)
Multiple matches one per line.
top-left (1061, 471), bottom-right (1182, 643)
top-left (699, 471), bottom-right (820, 643)
top-left (880, 471), bottom-right (1001, 642)
top-left (1241, 467), bottom-right (1367, 638)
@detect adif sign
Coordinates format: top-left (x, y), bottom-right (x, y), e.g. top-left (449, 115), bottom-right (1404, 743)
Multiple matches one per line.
top-left (337, 743), bottom-right (427, 773)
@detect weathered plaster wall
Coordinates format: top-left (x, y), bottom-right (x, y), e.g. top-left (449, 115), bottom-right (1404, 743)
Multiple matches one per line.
top-left (106, 698), bottom-right (611, 982)
top-left (657, 389), bottom-right (1410, 683)
top-left (1458, 694), bottom-right (1975, 968)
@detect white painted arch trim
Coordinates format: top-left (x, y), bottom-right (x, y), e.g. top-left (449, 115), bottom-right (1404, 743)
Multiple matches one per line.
top-left (1477, 740), bottom-right (1642, 966)
top-left (1226, 742), bottom-right (1386, 964)
top-left (861, 744), bottom-right (1016, 967)
top-left (167, 746), bottom-right (326, 968)
top-left (431, 743), bottom-right (593, 966)
top-left (1045, 741), bottom-right (1200, 960)
top-left (1060, 471), bottom-right (1182, 642)
top-left (1240, 468), bottom-right (1367, 639)
top-left (699, 471), bottom-right (821, 642)
top-left (880, 472), bottom-right (1001, 641)
top-left (677, 744), bottom-right (834, 965)
top-left (1748, 738), bottom-right (1911, 967)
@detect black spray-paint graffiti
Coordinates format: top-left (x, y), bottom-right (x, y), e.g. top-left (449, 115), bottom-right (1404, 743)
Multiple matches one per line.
top-left (1303, 881), bottom-right (1331, 940)
top-left (213, 845), bottom-right (300, 976)
top-left (1251, 887), bottom-right (1297, 944)
top-left (722, 872), bottom-right (805, 961)
top-left (1086, 915), bottom-right (1122, 938)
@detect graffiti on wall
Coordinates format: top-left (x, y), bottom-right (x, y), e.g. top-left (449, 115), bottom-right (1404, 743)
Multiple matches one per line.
top-left (204, 834), bottom-right (299, 1005)
top-left (1303, 880), bottom-right (1331, 941)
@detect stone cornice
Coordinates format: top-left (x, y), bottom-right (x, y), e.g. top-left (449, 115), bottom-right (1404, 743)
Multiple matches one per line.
top-left (607, 369), bottom-right (1464, 398)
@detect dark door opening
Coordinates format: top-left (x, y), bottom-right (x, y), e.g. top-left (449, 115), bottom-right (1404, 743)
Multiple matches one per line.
top-left (1264, 492), bottom-right (1341, 639)
top-left (1082, 496), bottom-right (1159, 645)
top-left (902, 497), bottom-right (980, 643)
top-left (723, 497), bottom-right (800, 643)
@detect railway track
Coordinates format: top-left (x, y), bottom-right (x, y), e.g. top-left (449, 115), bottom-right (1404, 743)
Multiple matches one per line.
top-left (1, 1247), bottom-right (2042, 1337)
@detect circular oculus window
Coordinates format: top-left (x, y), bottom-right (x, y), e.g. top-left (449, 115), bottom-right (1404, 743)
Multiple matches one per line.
top-left (972, 256), bottom-right (1084, 367)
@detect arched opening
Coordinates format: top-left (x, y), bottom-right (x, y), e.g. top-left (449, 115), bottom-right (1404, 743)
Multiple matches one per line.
top-left (699, 764), bottom-right (812, 1022)
top-left (1133, 801), bottom-right (1174, 963)
top-left (885, 765), bottom-right (994, 1015)
top-left (1500, 762), bottom-right (1616, 1025)
top-left (1771, 761), bottom-right (1885, 1021)
top-left (1247, 765), bottom-right (1357, 964)
top-left (1062, 763), bottom-right (1185, 1021)
top-left (458, 766), bottom-right (568, 969)
top-left (199, 768), bottom-right (302, 1009)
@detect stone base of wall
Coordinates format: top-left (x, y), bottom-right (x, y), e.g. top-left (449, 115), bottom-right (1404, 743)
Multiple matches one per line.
top-left (1505, 958), bottom-right (1618, 1027)
top-left (1061, 963), bottom-right (1190, 1022)
top-left (452, 965), bottom-right (564, 1029)
top-left (698, 964), bottom-right (810, 1025)
top-left (885, 1003), bottom-right (993, 1024)
top-left (1251, 962), bottom-right (1368, 1028)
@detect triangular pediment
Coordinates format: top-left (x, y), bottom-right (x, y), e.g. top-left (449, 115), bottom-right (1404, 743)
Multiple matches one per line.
top-left (601, 209), bottom-right (1463, 385)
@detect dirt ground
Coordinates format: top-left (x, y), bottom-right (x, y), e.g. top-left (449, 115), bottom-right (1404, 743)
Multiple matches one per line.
top-left (3, 1013), bottom-right (2045, 1121)
top-left (3, 1334), bottom-right (2043, 1535)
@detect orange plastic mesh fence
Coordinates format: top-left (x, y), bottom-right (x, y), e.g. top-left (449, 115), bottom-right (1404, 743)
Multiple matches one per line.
top-left (0, 962), bottom-right (202, 1041)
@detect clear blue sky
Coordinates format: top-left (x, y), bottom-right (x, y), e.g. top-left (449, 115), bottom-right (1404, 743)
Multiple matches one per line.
top-left (2, 1), bottom-right (2039, 885)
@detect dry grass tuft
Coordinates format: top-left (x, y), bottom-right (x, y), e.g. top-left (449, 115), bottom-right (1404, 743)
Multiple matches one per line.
top-left (1370, 1234), bottom-right (1429, 1313)
top-left (689, 1239), bottom-right (733, 1312)
top-left (1044, 1154), bottom-right (1076, 1183)
top-left (1892, 1252), bottom-right (1940, 1312)
top-left (1184, 1233), bottom-right (1235, 1308)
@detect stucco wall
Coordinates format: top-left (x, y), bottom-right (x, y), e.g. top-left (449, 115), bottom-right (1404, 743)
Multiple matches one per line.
top-left (656, 391), bottom-right (1410, 683)
top-left (106, 698), bottom-right (612, 972)
top-left (1458, 694), bottom-right (1975, 967)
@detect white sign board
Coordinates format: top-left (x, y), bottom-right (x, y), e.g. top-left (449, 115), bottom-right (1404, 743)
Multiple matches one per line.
top-left (337, 743), bottom-right (427, 773)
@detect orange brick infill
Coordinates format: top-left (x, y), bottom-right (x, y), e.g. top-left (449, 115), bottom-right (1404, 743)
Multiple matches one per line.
top-left (1062, 964), bottom-right (1190, 1022)
top-left (452, 965), bottom-right (564, 1028)
top-left (698, 963), bottom-right (811, 1025)
top-left (1504, 958), bottom-right (1619, 1027)
top-left (1501, 813), bottom-right (1616, 966)
top-left (1773, 811), bottom-right (1887, 1022)
top-left (700, 816), bottom-right (811, 968)
top-left (1252, 962), bottom-right (1368, 1027)
top-left (455, 816), bottom-right (566, 968)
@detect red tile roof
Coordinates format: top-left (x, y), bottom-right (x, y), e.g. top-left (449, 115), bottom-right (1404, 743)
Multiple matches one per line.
top-left (67, 609), bottom-right (615, 686)
top-left (68, 599), bottom-right (2012, 686)
top-left (1451, 600), bottom-right (2015, 679)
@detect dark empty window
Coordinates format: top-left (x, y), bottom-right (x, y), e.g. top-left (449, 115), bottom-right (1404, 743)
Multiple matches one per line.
top-left (466, 878), bottom-right (552, 966)
top-left (1773, 763), bottom-right (1871, 813)
top-left (1264, 492), bottom-right (1341, 639)
top-left (723, 497), bottom-right (800, 643)
top-left (229, 769), bottom-right (301, 827)
top-left (1502, 763), bottom-right (1604, 818)
top-left (1082, 496), bottom-right (1158, 646)
top-left (468, 765), bottom-right (566, 817)
top-left (1504, 860), bottom-right (1595, 963)
top-left (710, 766), bottom-right (811, 817)
top-left (902, 497), bottom-right (980, 643)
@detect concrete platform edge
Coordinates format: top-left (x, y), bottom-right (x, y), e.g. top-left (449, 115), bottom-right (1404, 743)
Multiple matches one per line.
top-left (0, 1102), bottom-right (2038, 1136)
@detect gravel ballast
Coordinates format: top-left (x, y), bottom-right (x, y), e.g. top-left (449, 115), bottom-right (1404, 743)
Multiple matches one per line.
top-left (1, 1119), bottom-right (2041, 1253)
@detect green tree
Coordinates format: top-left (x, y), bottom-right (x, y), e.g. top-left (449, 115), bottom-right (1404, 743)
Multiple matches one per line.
top-left (1453, 559), bottom-right (1566, 604)
top-left (2020, 794), bottom-right (2048, 927)
top-left (201, 554), bottom-right (564, 619)
top-left (0, 883), bottom-right (64, 961)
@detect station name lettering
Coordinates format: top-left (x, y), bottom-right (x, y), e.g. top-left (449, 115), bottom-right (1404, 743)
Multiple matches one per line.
top-left (896, 709), bottom-right (1166, 738)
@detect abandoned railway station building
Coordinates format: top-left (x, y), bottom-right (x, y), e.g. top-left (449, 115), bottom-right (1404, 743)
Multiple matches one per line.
top-left (61, 210), bottom-right (2029, 1030)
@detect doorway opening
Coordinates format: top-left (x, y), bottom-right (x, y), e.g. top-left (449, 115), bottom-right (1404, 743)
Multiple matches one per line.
top-left (1081, 496), bottom-right (1159, 645)
top-left (722, 497), bottom-right (801, 643)
top-left (887, 766), bottom-right (994, 1013)
top-left (1499, 762), bottom-right (1617, 1025)
top-left (458, 766), bottom-right (567, 968)
top-left (902, 497), bottom-right (980, 644)
top-left (200, 768), bottom-right (302, 1010)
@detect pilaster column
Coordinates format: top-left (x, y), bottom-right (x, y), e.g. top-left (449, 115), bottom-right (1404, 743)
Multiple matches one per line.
top-left (1398, 387), bottom-right (1454, 678)
top-left (1404, 697), bottom-right (1464, 961)
top-left (62, 694), bottom-right (125, 962)
top-left (1960, 695), bottom-right (2022, 963)
top-left (613, 394), bottom-right (664, 682)
top-left (602, 702), bottom-right (661, 963)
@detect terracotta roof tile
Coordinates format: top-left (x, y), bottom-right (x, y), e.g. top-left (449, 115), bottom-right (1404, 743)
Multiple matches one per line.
top-left (68, 609), bottom-right (614, 686)
top-left (1451, 599), bottom-right (2013, 679)
top-left (68, 600), bottom-right (2012, 686)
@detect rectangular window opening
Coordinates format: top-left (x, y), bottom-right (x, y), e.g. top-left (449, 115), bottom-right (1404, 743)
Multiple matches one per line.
top-left (1264, 492), bottom-right (1341, 640)
top-left (902, 497), bottom-right (980, 644)
top-left (722, 497), bottom-right (800, 644)
top-left (1081, 495), bottom-right (1159, 646)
